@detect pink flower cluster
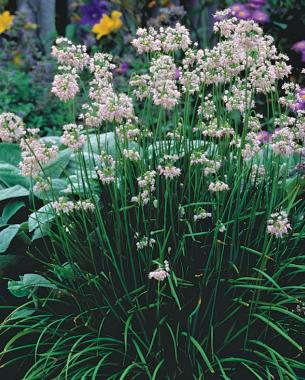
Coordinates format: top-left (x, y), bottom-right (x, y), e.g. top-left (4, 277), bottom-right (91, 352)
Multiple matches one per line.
top-left (60, 124), bottom-right (86, 150)
top-left (148, 260), bottom-right (170, 281)
top-left (0, 113), bottom-right (25, 143)
top-left (267, 211), bottom-right (291, 238)
top-left (19, 137), bottom-right (58, 177)
top-left (96, 152), bottom-right (116, 184)
top-left (130, 55), bottom-right (180, 109)
top-left (51, 38), bottom-right (90, 71)
top-left (194, 208), bottom-right (212, 222)
top-left (131, 170), bottom-right (156, 206)
top-left (81, 53), bottom-right (134, 125)
top-left (122, 148), bottom-right (140, 162)
top-left (157, 165), bottom-right (181, 180)
top-left (208, 181), bottom-right (229, 192)
top-left (116, 122), bottom-right (140, 141)
top-left (242, 132), bottom-right (261, 160)
top-left (51, 197), bottom-right (95, 214)
top-left (190, 151), bottom-right (222, 176)
top-left (195, 119), bottom-right (234, 139)
top-left (131, 23), bottom-right (191, 54)
top-left (51, 38), bottom-right (89, 103)
top-left (51, 73), bottom-right (80, 103)
top-left (271, 127), bottom-right (296, 156)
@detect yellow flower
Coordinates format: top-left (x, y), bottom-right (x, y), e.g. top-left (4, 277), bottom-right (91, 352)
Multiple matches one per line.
top-left (92, 11), bottom-right (122, 40)
top-left (0, 10), bottom-right (14, 34)
top-left (111, 11), bottom-right (122, 32)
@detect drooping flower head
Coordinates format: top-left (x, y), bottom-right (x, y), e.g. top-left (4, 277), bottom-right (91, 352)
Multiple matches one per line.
top-left (267, 211), bottom-right (291, 238)
top-left (51, 73), bottom-right (80, 102)
top-left (0, 112), bottom-right (25, 142)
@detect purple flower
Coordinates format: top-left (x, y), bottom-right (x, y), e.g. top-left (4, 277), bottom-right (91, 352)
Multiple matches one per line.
top-left (116, 62), bottom-right (129, 75)
top-left (80, 0), bottom-right (108, 26)
top-left (292, 40), bottom-right (305, 53)
top-left (292, 41), bottom-right (305, 62)
top-left (248, 0), bottom-right (266, 9)
top-left (229, 4), bottom-right (251, 20)
top-left (297, 88), bottom-right (305, 104)
top-left (251, 9), bottom-right (269, 23)
top-left (290, 88), bottom-right (305, 112)
top-left (291, 102), bottom-right (305, 112)
top-left (257, 130), bottom-right (273, 144)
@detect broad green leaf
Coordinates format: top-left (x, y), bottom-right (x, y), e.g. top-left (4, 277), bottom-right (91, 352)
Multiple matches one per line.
top-left (22, 274), bottom-right (57, 289)
top-left (28, 204), bottom-right (55, 232)
top-left (0, 224), bottom-right (20, 253)
top-left (43, 149), bottom-right (72, 178)
top-left (0, 163), bottom-right (30, 188)
top-left (9, 308), bottom-right (36, 320)
top-left (31, 222), bottom-right (51, 241)
top-left (34, 178), bottom-right (68, 201)
top-left (85, 132), bottom-right (140, 157)
top-left (8, 279), bottom-right (30, 298)
top-left (0, 201), bottom-right (25, 225)
top-left (0, 185), bottom-right (29, 202)
top-left (8, 274), bottom-right (57, 298)
top-left (0, 143), bottom-right (21, 166)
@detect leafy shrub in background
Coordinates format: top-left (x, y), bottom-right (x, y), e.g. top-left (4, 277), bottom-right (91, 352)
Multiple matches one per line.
top-left (0, 12), bottom-right (305, 380)
top-left (0, 7), bottom-right (70, 134)
top-left (0, 60), bottom-right (70, 134)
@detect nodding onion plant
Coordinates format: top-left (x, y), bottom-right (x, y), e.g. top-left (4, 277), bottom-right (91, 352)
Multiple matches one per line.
top-left (0, 10), bottom-right (305, 380)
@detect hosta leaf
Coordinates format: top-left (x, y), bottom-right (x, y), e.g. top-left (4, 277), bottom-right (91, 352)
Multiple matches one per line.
top-left (22, 274), bottom-right (57, 289)
top-left (0, 185), bottom-right (29, 202)
top-left (28, 204), bottom-right (55, 232)
top-left (34, 178), bottom-right (68, 201)
top-left (0, 224), bottom-right (20, 253)
top-left (43, 149), bottom-right (72, 178)
top-left (0, 201), bottom-right (25, 226)
top-left (0, 143), bottom-right (21, 166)
top-left (85, 132), bottom-right (140, 157)
top-left (8, 273), bottom-right (57, 298)
top-left (31, 222), bottom-right (51, 241)
top-left (0, 164), bottom-right (30, 188)
top-left (8, 279), bottom-right (30, 297)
